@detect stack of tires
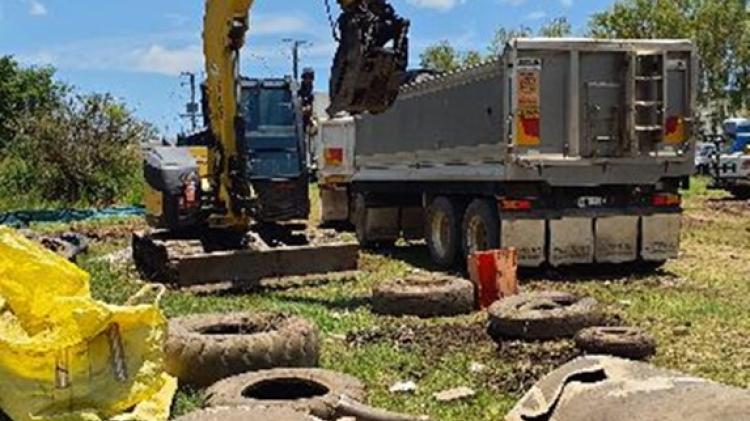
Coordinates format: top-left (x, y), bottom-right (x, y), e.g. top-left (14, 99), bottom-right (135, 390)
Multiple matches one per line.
top-left (166, 312), bottom-right (365, 420)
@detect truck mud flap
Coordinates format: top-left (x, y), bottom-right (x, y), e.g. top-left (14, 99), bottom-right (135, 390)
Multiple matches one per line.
top-left (550, 217), bottom-right (594, 267)
top-left (595, 216), bottom-right (639, 264)
top-left (363, 208), bottom-right (400, 241)
top-left (501, 219), bottom-right (545, 267)
top-left (641, 214), bottom-right (681, 261)
top-left (320, 186), bottom-right (349, 223)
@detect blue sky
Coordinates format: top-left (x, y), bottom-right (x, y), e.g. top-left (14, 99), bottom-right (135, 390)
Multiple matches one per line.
top-left (0, 0), bottom-right (615, 135)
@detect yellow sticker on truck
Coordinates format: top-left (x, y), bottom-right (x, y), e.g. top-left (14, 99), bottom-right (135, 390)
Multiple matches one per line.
top-left (515, 59), bottom-right (542, 147)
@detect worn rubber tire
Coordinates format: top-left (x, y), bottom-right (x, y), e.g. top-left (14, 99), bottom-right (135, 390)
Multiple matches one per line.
top-left (426, 197), bottom-right (462, 268)
top-left (575, 326), bottom-right (656, 360)
top-left (174, 407), bottom-right (314, 421)
top-left (204, 368), bottom-right (366, 419)
top-left (372, 274), bottom-right (475, 318)
top-left (166, 313), bottom-right (320, 387)
top-left (461, 199), bottom-right (500, 258)
top-left (488, 291), bottom-right (602, 341)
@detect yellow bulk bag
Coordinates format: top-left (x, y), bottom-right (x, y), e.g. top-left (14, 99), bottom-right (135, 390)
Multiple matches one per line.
top-left (0, 227), bottom-right (177, 421)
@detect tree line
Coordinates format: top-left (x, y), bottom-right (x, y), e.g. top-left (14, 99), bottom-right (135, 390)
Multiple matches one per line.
top-left (0, 56), bottom-right (154, 209)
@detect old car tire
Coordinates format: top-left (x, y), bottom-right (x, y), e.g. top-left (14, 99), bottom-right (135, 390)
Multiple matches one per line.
top-left (372, 274), bottom-right (475, 317)
top-left (174, 407), bottom-right (314, 421)
top-left (575, 326), bottom-right (656, 360)
top-left (426, 197), bottom-right (462, 268)
top-left (488, 291), bottom-right (602, 341)
top-left (165, 313), bottom-right (320, 387)
top-left (462, 199), bottom-right (500, 258)
top-left (204, 368), bottom-right (366, 419)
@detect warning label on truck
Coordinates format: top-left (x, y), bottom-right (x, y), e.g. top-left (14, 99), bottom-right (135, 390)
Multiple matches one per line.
top-left (515, 60), bottom-right (542, 146)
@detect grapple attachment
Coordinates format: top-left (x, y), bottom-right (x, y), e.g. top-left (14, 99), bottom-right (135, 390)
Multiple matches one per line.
top-left (328, 0), bottom-right (409, 116)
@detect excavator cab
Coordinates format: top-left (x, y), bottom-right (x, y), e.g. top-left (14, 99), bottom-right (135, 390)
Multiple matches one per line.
top-left (328, 0), bottom-right (409, 116)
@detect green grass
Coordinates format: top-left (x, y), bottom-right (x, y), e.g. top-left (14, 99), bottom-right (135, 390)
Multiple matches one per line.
top-left (67, 179), bottom-right (750, 420)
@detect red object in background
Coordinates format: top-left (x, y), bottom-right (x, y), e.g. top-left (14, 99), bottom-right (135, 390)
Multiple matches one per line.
top-left (468, 249), bottom-right (520, 309)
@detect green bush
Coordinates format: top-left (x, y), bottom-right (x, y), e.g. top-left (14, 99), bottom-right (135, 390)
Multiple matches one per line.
top-left (0, 57), bottom-right (153, 210)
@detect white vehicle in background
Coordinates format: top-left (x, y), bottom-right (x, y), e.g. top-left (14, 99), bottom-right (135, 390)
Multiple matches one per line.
top-left (695, 142), bottom-right (717, 175)
top-left (712, 119), bottom-right (750, 199)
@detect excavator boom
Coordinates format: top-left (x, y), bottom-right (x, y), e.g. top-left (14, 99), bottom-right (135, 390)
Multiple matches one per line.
top-left (136, 0), bottom-right (408, 287)
top-left (203, 0), bottom-right (409, 228)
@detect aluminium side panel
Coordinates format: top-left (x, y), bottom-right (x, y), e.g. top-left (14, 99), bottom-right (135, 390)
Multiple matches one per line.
top-left (354, 61), bottom-right (507, 172)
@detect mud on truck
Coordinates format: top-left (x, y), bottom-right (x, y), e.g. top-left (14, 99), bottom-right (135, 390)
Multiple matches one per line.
top-left (319, 38), bottom-right (698, 269)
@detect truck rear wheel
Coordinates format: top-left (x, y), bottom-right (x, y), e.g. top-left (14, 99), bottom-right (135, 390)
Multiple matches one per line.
top-left (462, 199), bottom-right (500, 258)
top-left (426, 197), bottom-right (461, 268)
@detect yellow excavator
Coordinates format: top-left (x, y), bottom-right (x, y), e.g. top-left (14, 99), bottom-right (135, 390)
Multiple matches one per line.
top-left (134, 0), bottom-right (409, 285)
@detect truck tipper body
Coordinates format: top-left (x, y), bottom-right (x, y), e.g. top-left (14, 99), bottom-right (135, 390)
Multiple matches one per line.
top-left (319, 38), bottom-right (698, 268)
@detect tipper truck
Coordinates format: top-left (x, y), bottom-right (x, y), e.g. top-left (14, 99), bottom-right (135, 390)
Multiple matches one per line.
top-left (319, 38), bottom-right (698, 269)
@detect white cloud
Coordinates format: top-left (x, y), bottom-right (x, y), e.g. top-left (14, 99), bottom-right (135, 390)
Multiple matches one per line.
top-left (499, 0), bottom-right (573, 7)
top-left (406, 0), bottom-right (465, 12)
top-left (498, 0), bottom-right (527, 6)
top-left (130, 44), bottom-right (203, 76)
top-left (28, 0), bottom-right (47, 16)
top-left (250, 15), bottom-right (312, 35)
top-left (525, 10), bottom-right (547, 21)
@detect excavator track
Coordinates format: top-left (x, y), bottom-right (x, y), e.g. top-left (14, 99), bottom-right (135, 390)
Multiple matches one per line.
top-left (132, 228), bottom-right (358, 288)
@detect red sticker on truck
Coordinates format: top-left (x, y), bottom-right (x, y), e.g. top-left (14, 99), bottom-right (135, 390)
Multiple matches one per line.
top-left (515, 61), bottom-right (542, 146)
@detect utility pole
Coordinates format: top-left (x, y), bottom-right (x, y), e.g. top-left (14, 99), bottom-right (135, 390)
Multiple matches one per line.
top-left (180, 72), bottom-right (200, 132)
top-left (282, 39), bottom-right (309, 80)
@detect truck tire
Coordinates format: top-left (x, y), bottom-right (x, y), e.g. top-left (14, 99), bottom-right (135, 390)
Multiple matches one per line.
top-left (488, 292), bottom-right (602, 341)
top-left (165, 313), bottom-right (320, 387)
top-left (462, 199), bottom-right (500, 258)
top-left (204, 368), bottom-right (366, 419)
top-left (426, 197), bottom-right (462, 268)
top-left (575, 327), bottom-right (656, 360)
top-left (174, 407), bottom-right (314, 421)
top-left (372, 274), bottom-right (475, 317)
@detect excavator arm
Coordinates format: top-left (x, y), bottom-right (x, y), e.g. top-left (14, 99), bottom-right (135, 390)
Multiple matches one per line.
top-left (203, 0), bottom-right (409, 228)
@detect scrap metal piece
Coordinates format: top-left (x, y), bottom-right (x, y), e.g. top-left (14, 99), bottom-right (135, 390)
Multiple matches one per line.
top-left (506, 356), bottom-right (750, 421)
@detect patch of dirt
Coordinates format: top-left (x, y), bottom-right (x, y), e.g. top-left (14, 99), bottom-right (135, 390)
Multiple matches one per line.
top-left (706, 198), bottom-right (750, 216)
top-left (68, 219), bottom-right (146, 242)
top-left (485, 339), bottom-right (581, 395)
top-left (347, 320), bottom-right (582, 395)
top-left (347, 321), bottom-right (491, 355)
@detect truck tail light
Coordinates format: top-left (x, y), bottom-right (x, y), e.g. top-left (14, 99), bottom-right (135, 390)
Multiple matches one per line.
top-left (325, 148), bottom-right (344, 166)
top-left (500, 198), bottom-right (533, 211)
top-left (652, 193), bottom-right (681, 207)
